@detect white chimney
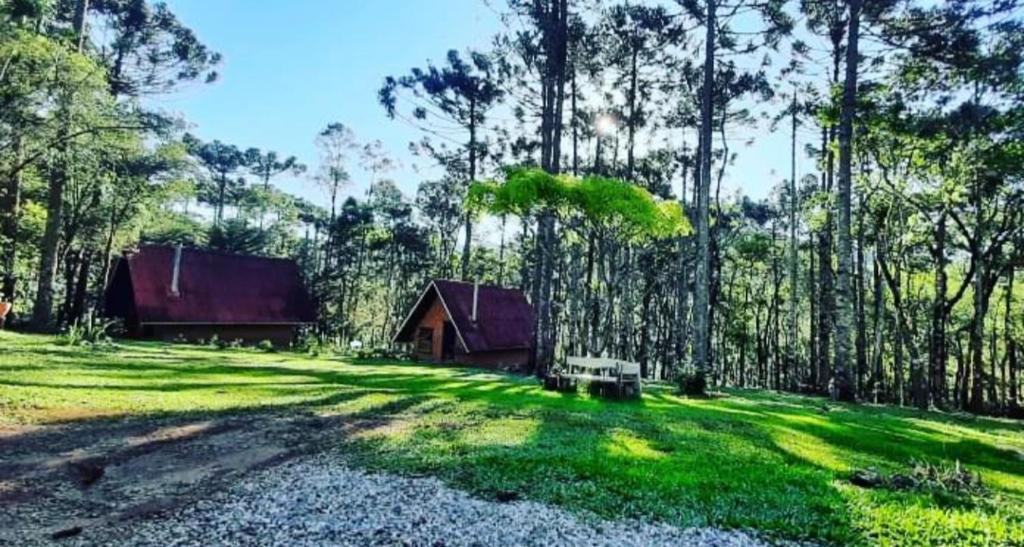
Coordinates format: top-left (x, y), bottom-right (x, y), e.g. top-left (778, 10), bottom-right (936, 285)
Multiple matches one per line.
top-left (170, 244), bottom-right (183, 297)
top-left (471, 280), bottom-right (479, 322)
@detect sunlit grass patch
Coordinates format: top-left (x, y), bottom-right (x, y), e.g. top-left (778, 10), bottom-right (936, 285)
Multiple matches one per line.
top-left (604, 429), bottom-right (669, 460)
top-left (772, 426), bottom-right (850, 472)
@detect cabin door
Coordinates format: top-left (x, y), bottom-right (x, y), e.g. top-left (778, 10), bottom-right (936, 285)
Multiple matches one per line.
top-left (442, 321), bottom-right (456, 360)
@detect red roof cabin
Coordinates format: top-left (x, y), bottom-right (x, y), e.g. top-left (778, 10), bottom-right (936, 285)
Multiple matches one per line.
top-left (104, 245), bottom-right (315, 346)
top-left (393, 280), bottom-right (535, 371)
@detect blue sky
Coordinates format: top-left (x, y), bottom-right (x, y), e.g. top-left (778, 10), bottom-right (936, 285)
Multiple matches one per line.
top-left (155, 0), bottom-right (809, 220)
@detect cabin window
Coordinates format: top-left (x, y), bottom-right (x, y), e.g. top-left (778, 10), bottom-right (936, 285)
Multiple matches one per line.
top-left (415, 327), bottom-right (433, 354)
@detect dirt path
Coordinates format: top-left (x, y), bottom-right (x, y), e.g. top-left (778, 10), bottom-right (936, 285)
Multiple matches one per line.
top-left (0, 410), bottom-right (377, 545)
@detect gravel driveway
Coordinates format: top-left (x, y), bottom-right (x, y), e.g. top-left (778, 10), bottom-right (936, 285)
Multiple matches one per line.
top-left (80, 454), bottom-right (779, 547)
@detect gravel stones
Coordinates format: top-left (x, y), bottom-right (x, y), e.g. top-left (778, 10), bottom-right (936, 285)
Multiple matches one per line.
top-left (80, 454), bottom-right (779, 547)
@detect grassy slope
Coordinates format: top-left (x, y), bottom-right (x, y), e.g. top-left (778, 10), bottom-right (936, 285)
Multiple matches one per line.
top-left (1, 331), bottom-right (1022, 545)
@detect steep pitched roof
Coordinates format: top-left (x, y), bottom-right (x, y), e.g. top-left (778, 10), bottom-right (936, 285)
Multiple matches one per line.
top-left (394, 279), bottom-right (535, 353)
top-left (112, 245), bottom-right (314, 324)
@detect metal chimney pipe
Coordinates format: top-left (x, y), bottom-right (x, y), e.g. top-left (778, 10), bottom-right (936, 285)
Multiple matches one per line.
top-left (170, 244), bottom-right (183, 296)
top-left (471, 280), bottom-right (479, 322)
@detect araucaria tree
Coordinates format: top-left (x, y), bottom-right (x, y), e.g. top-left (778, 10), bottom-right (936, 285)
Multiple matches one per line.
top-left (380, 50), bottom-right (503, 281)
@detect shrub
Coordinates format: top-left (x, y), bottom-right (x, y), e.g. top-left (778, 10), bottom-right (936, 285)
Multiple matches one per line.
top-left (212, 336), bottom-right (243, 349)
top-left (59, 313), bottom-right (115, 348)
top-left (677, 371), bottom-right (707, 396)
top-left (256, 340), bottom-right (275, 352)
top-left (294, 331), bottom-right (328, 356)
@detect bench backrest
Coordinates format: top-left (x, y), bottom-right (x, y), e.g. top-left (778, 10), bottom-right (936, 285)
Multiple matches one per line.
top-left (566, 356), bottom-right (616, 368)
top-left (618, 361), bottom-right (640, 375)
top-left (566, 356), bottom-right (639, 375)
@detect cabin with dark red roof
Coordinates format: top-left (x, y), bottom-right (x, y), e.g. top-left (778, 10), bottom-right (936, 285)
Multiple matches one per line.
top-left (104, 245), bottom-right (314, 346)
top-left (393, 280), bottom-right (535, 371)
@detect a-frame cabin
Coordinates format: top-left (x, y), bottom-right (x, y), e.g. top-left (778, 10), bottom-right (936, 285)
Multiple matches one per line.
top-left (393, 280), bottom-right (535, 371)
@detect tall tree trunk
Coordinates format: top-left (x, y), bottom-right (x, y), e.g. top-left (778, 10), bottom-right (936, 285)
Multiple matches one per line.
top-left (216, 174), bottom-right (227, 226)
top-left (969, 225), bottom-right (987, 412)
top-left (691, 0), bottom-right (716, 388)
top-left (832, 0), bottom-right (860, 402)
top-left (871, 254), bottom-right (885, 402)
top-left (930, 209), bottom-right (949, 408)
top-left (32, 0), bottom-right (89, 330)
top-left (460, 96), bottom-right (477, 281)
top-left (33, 192), bottom-right (63, 326)
top-left (626, 46), bottom-right (638, 179)
top-left (816, 127), bottom-right (833, 393)
top-left (585, 231), bottom-right (597, 354)
top-left (673, 141), bottom-right (693, 378)
top-left (808, 227), bottom-right (817, 390)
top-left (571, 69), bottom-right (578, 176)
top-left (1008, 267), bottom-right (1019, 415)
top-left (855, 194), bottom-right (868, 396)
top-left (878, 239), bottom-right (913, 406)
top-left (772, 215), bottom-right (782, 390)
top-left (787, 93), bottom-right (799, 391)
top-left (618, 246), bottom-right (633, 360)
top-left (99, 204), bottom-right (123, 299)
top-left (532, 0), bottom-right (568, 376)
top-left (69, 249), bottom-right (91, 324)
top-left (497, 215), bottom-right (507, 286)
top-left (640, 252), bottom-right (653, 378)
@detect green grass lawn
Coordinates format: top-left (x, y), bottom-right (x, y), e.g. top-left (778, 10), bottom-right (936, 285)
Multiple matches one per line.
top-left (2, 331), bottom-right (1023, 545)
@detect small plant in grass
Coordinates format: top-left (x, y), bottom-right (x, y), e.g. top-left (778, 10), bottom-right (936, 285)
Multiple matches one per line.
top-left (59, 313), bottom-right (115, 348)
top-left (256, 339), bottom-right (275, 352)
top-left (907, 459), bottom-right (987, 496)
top-left (211, 336), bottom-right (243, 349)
top-left (354, 347), bottom-right (408, 360)
top-left (850, 459), bottom-right (987, 504)
top-left (294, 331), bottom-right (329, 356)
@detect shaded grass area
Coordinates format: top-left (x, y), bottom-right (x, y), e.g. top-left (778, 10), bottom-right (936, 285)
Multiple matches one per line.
top-left (1, 331), bottom-right (1023, 545)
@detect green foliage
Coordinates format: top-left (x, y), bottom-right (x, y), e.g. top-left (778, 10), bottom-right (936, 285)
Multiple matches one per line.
top-left (207, 218), bottom-right (268, 255)
top-left (677, 371), bottom-right (708, 396)
top-left (0, 27), bottom-right (115, 146)
top-left (906, 459), bottom-right (988, 498)
top-left (256, 339), bottom-right (275, 352)
top-left (294, 330), bottom-right (330, 357)
top-left (379, 49), bottom-right (503, 129)
top-left (88, 0), bottom-right (221, 97)
top-left (353, 347), bottom-right (409, 360)
top-left (469, 167), bottom-right (691, 241)
top-left (58, 313), bottom-right (115, 348)
top-left (141, 211), bottom-right (208, 247)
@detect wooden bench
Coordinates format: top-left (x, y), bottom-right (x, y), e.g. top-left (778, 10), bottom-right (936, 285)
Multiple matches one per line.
top-left (557, 356), bottom-right (642, 397)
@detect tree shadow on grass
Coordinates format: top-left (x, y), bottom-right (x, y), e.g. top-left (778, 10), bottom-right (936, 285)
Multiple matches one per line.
top-left (345, 380), bottom-right (1024, 544)
top-left (329, 381), bottom-right (850, 543)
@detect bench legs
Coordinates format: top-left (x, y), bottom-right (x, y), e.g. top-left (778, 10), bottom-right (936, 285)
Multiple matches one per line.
top-left (546, 373), bottom-right (640, 399)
